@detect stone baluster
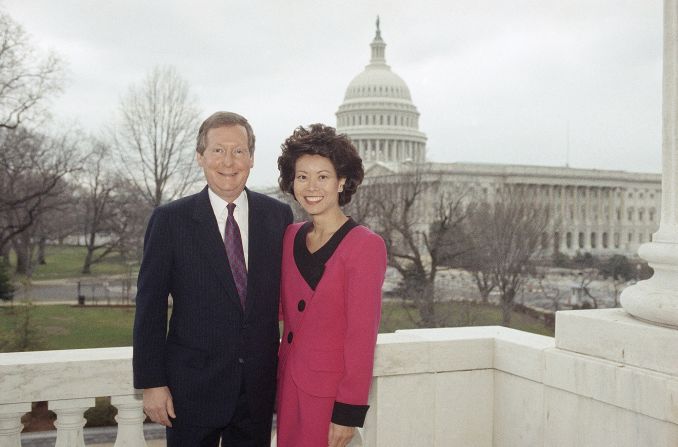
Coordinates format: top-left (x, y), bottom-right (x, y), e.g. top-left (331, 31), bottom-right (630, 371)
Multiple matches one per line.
top-left (0, 403), bottom-right (31, 447)
top-left (52, 398), bottom-right (94, 447)
top-left (111, 394), bottom-right (148, 447)
top-left (621, 0), bottom-right (678, 328)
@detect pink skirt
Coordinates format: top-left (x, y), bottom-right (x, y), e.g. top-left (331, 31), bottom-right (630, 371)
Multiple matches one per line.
top-left (276, 367), bottom-right (335, 447)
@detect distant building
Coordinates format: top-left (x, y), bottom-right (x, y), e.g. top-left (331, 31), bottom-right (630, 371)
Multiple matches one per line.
top-left (332, 20), bottom-right (661, 257)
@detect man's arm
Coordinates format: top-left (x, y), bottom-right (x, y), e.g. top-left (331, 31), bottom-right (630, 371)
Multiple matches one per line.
top-left (132, 207), bottom-right (174, 424)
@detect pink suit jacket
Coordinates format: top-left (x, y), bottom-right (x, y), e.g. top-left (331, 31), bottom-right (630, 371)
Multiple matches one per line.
top-left (278, 222), bottom-right (387, 406)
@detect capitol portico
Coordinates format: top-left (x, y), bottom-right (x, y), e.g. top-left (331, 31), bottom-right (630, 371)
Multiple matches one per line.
top-left (336, 20), bottom-right (661, 258)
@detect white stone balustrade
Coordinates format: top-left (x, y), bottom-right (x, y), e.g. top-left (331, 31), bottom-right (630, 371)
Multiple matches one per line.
top-left (52, 398), bottom-right (94, 447)
top-left (111, 395), bottom-right (148, 447)
top-left (0, 403), bottom-right (30, 447)
top-left (0, 315), bottom-right (676, 446)
top-left (0, 347), bottom-right (145, 447)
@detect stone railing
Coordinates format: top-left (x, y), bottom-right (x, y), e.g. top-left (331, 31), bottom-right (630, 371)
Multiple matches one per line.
top-left (2, 310), bottom-right (677, 447)
top-left (0, 347), bottom-right (144, 447)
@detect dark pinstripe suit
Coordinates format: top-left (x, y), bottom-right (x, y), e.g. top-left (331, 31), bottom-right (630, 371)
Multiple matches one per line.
top-left (133, 186), bottom-right (293, 429)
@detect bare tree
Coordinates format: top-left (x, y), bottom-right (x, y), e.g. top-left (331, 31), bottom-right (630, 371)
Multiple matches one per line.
top-left (467, 187), bottom-right (551, 326)
top-left (0, 11), bottom-right (65, 129)
top-left (358, 168), bottom-right (474, 327)
top-left (77, 139), bottom-right (118, 274)
top-left (451, 225), bottom-right (496, 303)
top-left (116, 65), bottom-right (201, 207)
top-left (0, 127), bottom-right (81, 257)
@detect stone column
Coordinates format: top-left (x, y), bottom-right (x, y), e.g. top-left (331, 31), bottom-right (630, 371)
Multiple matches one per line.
top-left (52, 398), bottom-right (94, 447)
top-left (111, 394), bottom-right (148, 447)
top-left (0, 403), bottom-right (31, 447)
top-left (621, 0), bottom-right (678, 328)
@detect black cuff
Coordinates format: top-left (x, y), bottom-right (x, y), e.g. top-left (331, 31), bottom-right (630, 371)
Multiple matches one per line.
top-left (331, 401), bottom-right (370, 427)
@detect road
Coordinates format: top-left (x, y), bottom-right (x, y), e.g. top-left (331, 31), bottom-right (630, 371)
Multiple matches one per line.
top-left (5, 276), bottom-right (136, 305)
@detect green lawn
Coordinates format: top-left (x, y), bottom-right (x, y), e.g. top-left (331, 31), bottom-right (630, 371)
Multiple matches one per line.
top-left (0, 300), bottom-right (553, 353)
top-left (10, 245), bottom-right (138, 280)
top-left (0, 305), bottom-right (136, 352)
top-left (379, 300), bottom-right (554, 336)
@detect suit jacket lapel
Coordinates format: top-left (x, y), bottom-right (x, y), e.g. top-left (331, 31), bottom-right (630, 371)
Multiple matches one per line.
top-left (192, 186), bottom-right (243, 311)
top-left (244, 188), bottom-right (263, 320)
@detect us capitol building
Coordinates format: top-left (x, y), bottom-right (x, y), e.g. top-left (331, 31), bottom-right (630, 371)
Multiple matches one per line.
top-left (275, 20), bottom-right (661, 258)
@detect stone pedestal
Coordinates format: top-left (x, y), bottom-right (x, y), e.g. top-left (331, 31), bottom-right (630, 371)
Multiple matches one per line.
top-left (620, 0), bottom-right (678, 328)
top-left (549, 309), bottom-right (678, 446)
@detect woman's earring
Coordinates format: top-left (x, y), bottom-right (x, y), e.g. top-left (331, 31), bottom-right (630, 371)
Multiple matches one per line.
top-left (339, 185), bottom-right (344, 192)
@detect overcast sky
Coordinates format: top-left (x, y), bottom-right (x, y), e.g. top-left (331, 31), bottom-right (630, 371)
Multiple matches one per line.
top-left (2, 0), bottom-right (663, 189)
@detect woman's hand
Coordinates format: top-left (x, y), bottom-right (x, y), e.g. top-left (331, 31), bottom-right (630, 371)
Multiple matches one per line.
top-left (328, 422), bottom-right (355, 447)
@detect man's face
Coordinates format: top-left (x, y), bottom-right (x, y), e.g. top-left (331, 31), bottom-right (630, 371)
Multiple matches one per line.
top-left (197, 125), bottom-right (253, 203)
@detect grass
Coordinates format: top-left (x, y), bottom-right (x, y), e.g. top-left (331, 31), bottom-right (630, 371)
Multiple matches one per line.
top-left (0, 300), bottom-right (553, 353)
top-left (9, 245), bottom-right (138, 280)
top-left (379, 300), bottom-right (554, 336)
top-left (0, 305), bottom-right (136, 351)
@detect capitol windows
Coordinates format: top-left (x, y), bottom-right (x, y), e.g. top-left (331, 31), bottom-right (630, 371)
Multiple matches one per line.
top-left (616, 208), bottom-right (621, 221)
top-left (627, 208), bottom-right (634, 221)
top-left (638, 209), bottom-right (644, 221)
top-left (602, 233), bottom-right (609, 249)
top-left (578, 232), bottom-right (585, 249)
top-left (628, 232), bottom-right (633, 243)
top-left (590, 232), bottom-right (597, 249)
top-left (649, 209), bottom-right (655, 221)
top-left (566, 232), bottom-right (573, 249)
top-left (614, 233), bottom-right (620, 248)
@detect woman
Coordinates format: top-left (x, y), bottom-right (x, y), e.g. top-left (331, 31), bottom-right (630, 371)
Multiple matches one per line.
top-left (276, 124), bottom-right (387, 447)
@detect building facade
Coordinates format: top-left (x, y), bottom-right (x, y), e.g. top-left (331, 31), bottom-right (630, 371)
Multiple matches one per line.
top-left (334, 21), bottom-right (661, 257)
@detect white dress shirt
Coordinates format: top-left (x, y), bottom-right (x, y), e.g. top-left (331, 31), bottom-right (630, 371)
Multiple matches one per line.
top-left (208, 187), bottom-right (249, 269)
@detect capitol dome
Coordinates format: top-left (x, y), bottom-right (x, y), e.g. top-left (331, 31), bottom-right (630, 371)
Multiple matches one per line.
top-left (336, 18), bottom-right (427, 164)
top-left (344, 65), bottom-right (412, 101)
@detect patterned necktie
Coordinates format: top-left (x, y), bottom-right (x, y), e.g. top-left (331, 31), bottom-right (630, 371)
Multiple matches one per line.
top-left (225, 203), bottom-right (247, 308)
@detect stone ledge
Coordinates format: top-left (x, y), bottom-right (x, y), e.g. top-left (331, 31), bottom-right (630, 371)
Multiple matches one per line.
top-left (544, 347), bottom-right (678, 424)
top-left (493, 327), bottom-right (554, 383)
top-left (555, 308), bottom-right (678, 376)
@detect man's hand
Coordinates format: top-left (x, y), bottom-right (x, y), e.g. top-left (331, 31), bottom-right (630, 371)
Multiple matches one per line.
top-left (142, 386), bottom-right (176, 427)
top-left (328, 422), bottom-right (355, 447)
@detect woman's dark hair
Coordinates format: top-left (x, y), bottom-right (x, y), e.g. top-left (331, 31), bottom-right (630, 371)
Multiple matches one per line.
top-left (278, 124), bottom-right (364, 206)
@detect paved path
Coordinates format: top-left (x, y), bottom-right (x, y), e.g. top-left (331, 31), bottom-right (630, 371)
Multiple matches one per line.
top-left (3, 275), bottom-right (136, 305)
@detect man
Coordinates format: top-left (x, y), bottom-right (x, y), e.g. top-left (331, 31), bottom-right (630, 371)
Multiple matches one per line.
top-left (133, 111), bottom-right (293, 446)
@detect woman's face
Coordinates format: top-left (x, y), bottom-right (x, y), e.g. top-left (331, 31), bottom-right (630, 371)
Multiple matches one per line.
top-left (293, 154), bottom-right (346, 217)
